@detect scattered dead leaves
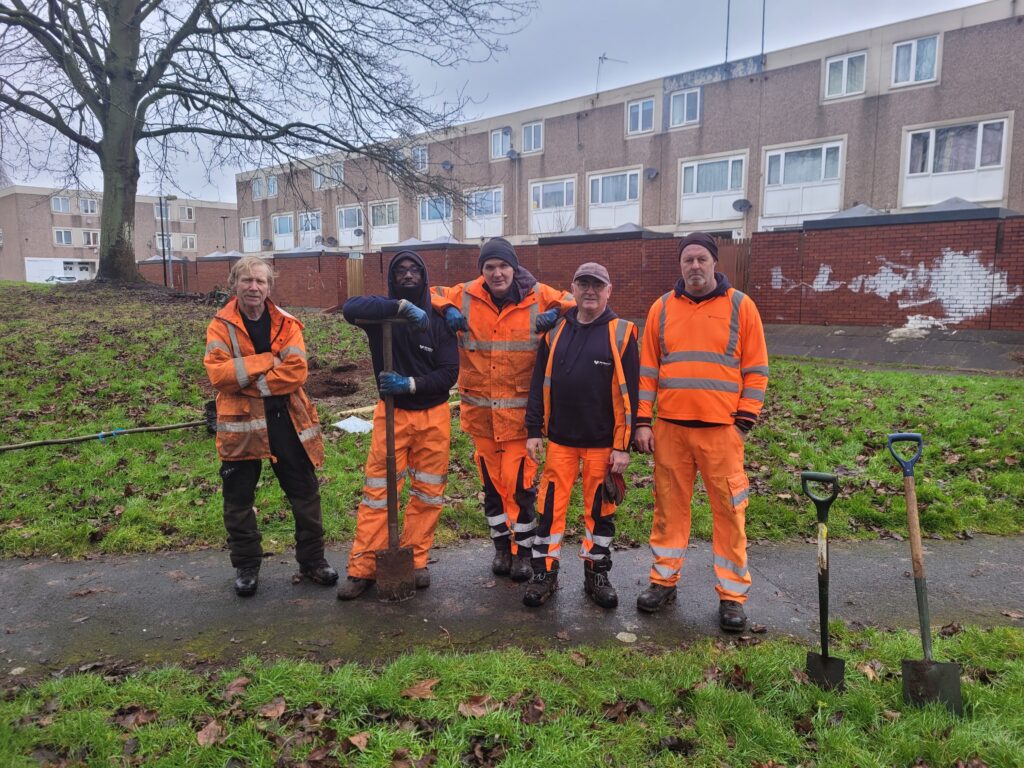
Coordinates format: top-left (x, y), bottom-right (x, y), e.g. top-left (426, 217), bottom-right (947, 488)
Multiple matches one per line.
top-left (195, 717), bottom-right (225, 747)
top-left (257, 695), bottom-right (287, 719)
top-left (401, 678), bottom-right (440, 700)
top-left (457, 694), bottom-right (501, 718)
top-left (110, 705), bottom-right (158, 730)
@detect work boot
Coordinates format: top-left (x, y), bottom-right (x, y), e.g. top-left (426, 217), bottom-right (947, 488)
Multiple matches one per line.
top-left (636, 583), bottom-right (677, 613)
top-left (583, 563), bottom-right (618, 609)
top-left (336, 576), bottom-right (373, 601)
top-left (523, 569), bottom-right (558, 607)
top-left (300, 559), bottom-right (339, 586)
top-left (719, 600), bottom-right (748, 632)
top-left (491, 538), bottom-right (512, 576)
top-left (234, 566), bottom-right (259, 597)
top-left (415, 568), bottom-right (431, 590)
top-left (509, 551), bottom-right (533, 582)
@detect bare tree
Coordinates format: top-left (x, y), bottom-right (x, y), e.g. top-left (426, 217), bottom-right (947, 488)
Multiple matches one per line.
top-left (0, 0), bottom-right (533, 282)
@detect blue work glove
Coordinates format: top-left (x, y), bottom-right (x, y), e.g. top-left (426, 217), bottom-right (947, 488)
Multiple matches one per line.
top-left (445, 307), bottom-right (469, 333)
top-left (378, 371), bottom-right (414, 396)
top-left (533, 308), bottom-right (559, 333)
top-left (396, 299), bottom-right (428, 330)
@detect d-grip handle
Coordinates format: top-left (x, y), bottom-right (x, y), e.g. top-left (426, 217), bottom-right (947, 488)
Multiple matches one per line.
top-left (887, 433), bottom-right (923, 477)
top-left (801, 471), bottom-right (839, 522)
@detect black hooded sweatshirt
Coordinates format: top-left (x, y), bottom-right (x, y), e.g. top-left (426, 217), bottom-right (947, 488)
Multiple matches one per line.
top-left (342, 251), bottom-right (459, 410)
top-left (525, 306), bottom-right (640, 448)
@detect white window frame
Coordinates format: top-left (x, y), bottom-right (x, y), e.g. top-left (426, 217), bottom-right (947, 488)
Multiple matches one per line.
top-left (370, 199), bottom-right (400, 246)
top-left (82, 230), bottom-right (100, 247)
top-left (766, 142), bottom-right (843, 187)
top-left (490, 128), bottom-right (511, 160)
top-left (181, 234), bottom-right (197, 251)
top-left (312, 162), bottom-right (344, 190)
top-left (681, 155), bottom-right (746, 196)
top-left (419, 196), bottom-right (453, 223)
top-left (466, 188), bottom-right (503, 219)
top-left (824, 51), bottom-right (867, 99)
top-left (589, 169), bottom-right (640, 206)
top-left (179, 205), bottom-right (195, 221)
top-left (155, 233), bottom-right (172, 255)
top-left (51, 196), bottom-right (70, 214)
top-left (522, 122), bottom-right (543, 153)
top-left (626, 97), bottom-right (655, 135)
top-left (669, 88), bottom-right (700, 128)
top-left (679, 152), bottom-right (747, 224)
top-left (337, 205), bottom-right (363, 232)
top-left (251, 177), bottom-right (264, 200)
top-left (266, 175), bottom-right (278, 197)
top-left (153, 201), bottom-right (170, 220)
top-left (464, 187), bottom-right (504, 239)
top-left (371, 200), bottom-right (399, 227)
top-left (79, 198), bottom-right (98, 215)
top-left (54, 228), bottom-right (73, 245)
top-left (906, 118), bottom-right (1007, 176)
top-left (529, 176), bottom-right (577, 235)
top-left (531, 178), bottom-right (575, 211)
top-left (298, 210), bottom-right (323, 247)
top-left (241, 218), bottom-right (261, 252)
top-left (272, 213), bottom-right (295, 250)
top-left (411, 146), bottom-right (429, 172)
top-left (892, 35), bottom-right (938, 87)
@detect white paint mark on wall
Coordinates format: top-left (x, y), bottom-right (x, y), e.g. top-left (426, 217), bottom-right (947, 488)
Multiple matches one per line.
top-left (811, 264), bottom-right (843, 292)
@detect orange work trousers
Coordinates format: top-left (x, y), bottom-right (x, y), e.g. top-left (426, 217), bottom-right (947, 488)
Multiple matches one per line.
top-left (648, 421), bottom-right (752, 603)
top-left (473, 436), bottom-right (538, 557)
top-left (347, 401), bottom-right (450, 579)
top-left (534, 442), bottom-right (617, 573)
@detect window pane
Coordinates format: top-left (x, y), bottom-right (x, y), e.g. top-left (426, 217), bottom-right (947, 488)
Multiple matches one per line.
top-left (847, 54), bottom-right (865, 93)
top-left (824, 146), bottom-right (840, 179)
top-left (671, 93), bottom-right (684, 126)
top-left (894, 43), bottom-right (912, 83)
top-left (590, 178), bottom-right (600, 203)
top-left (628, 103), bottom-right (639, 132)
top-left (542, 182), bottom-right (565, 208)
top-left (683, 166), bottom-right (695, 194)
top-left (565, 181), bottom-right (574, 207)
top-left (628, 172), bottom-right (638, 200)
top-left (494, 190), bottom-right (502, 213)
top-left (641, 99), bottom-right (653, 130)
top-left (532, 186), bottom-right (540, 208)
top-left (767, 155), bottom-right (780, 185)
top-left (827, 60), bottom-right (844, 96)
top-left (267, 176), bottom-right (277, 196)
top-left (980, 122), bottom-right (1003, 167)
top-left (783, 148), bottom-right (822, 184)
top-left (685, 91), bottom-right (698, 122)
top-left (915, 36), bottom-right (937, 81)
top-left (252, 179), bottom-right (262, 198)
top-left (273, 217), bottom-right (291, 235)
top-left (242, 221), bottom-right (258, 237)
top-left (730, 159), bottom-right (743, 190)
top-left (909, 133), bottom-right (929, 174)
top-left (696, 160), bottom-right (729, 193)
top-left (601, 174), bottom-right (627, 203)
top-left (933, 124), bottom-right (977, 173)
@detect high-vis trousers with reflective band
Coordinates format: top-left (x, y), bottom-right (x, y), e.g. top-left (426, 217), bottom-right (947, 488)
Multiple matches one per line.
top-left (648, 421), bottom-right (752, 603)
top-left (534, 442), bottom-right (617, 573)
top-left (473, 436), bottom-right (538, 557)
top-left (347, 401), bottom-right (450, 579)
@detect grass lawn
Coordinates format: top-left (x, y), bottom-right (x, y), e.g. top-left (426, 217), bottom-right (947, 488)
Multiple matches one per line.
top-left (2, 626), bottom-right (1021, 767)
top-left (0, 282), bottom-right (1021, 557)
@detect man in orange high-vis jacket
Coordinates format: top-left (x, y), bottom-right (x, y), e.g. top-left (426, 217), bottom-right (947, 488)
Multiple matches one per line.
top-left (524, 262), bottom-right (639, 609)
top-left (431, 238), bottom-right (574, 583)
top-left (204, 256), bottom-right (338, 598)
top-left (633, 233), bottom-right (768, 632)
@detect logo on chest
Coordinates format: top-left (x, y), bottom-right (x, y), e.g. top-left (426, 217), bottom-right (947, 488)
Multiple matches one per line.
top-left (593, 359), bottom-right (612, 367)
top-left (419, 344), bottom-right (434, 353)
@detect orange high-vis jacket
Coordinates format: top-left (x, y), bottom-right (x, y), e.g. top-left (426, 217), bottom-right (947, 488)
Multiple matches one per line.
top-left (638, 287), bottom-right (768, 424)
top-left (204, 298), bottom-right (324, 466)
top-left (432, 277), bottom-right (573, 442)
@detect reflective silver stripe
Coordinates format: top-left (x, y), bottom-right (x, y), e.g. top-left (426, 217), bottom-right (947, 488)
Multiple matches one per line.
top-left (714, 554), bottom-right (749, 579)
top-left (279, 345), bottom-right (306, 360)
top-left (654, 563), bottom-right (677, 578)
top-left (513, 520), bottom-right (537, 533)
top-left (486, 514), bottom-right (507, 527)
top-left (518, 538), bottom-right (535, 550)
top-left (489, 529), bottom-right (509, 539)
top-left (583, 530), bottom-right (613, 547)
top-left (659, 378), bottom-right (739, 393)
top-left (364, 476), bottom-right (387, 488)
top-left (662, 351), bottom-right (739, 367)
top-left (651, 545), bottom-right (684, 558)
top-left (741, 365), bottom-right (770, 376)
top-left (222, 320), bottom-right (243, 356)
top-left (529, 285), bottom-right (539, 341)
top-left (618, 382), bottom-right (629, 394)
top-left (725, 290), bottom-right (745, 356)
top-left (410, 489), bottom-right (444, 506)
top-left (217, 419), bottom-right (267, 433)
top-left (461, 340), bottom-right (538, 352)
top-left (639, 366), bottom-right (659, 378)
top-left (533, 533), bottom-right (563, 545)
top-left (297, 426), bottom-right (321, 442)
top-left (580, 548), bottom-right (609, 561)
top-left (732, 487), bottom-right (750, 506)
top-left (545, 546), bottom-right (560, 559)
top-left (741, 387), bottom-right (765, 402)
top-left (718, 577), bottom-right (751, 595)
top-left (206, 340), bottom-right (230, 355)
top-left (639, 390), bottom-right (656, 402)
top-left (255, 375), bottom-right (271, 397)
top-left (615, 319), bottom-right (628, 351)
top-left (658, 292), bottom-right (671, 358)
top-left (625, 414), bottom-right (633, 426)
top-left (361, 497), bottom-right (387, 509)
top-left (462, 393), bottom-right (528, 409)
top-left (233, 358), bottom-right (250, 389)
top-left (543, 376), bottom-right (551, 387)
top-left (412, 470), bottom-right (446, 485)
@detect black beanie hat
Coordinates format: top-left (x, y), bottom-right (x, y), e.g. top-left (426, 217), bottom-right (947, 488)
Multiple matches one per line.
top-left (678, 232), bottom-right (719, 261)
top-left (478, 237), bottom-right (519, 272)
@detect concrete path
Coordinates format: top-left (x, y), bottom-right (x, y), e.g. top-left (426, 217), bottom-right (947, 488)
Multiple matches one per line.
top-left (2, 536), bottom-right (1022, 676)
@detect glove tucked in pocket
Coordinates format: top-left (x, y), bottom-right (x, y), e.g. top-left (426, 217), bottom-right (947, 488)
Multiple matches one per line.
top-left (602, 471), bottom-right (626, 505)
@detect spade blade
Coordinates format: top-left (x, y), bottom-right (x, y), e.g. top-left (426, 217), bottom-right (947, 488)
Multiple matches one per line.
top-left (806, 651), bottom-right (846, 691)
top-left (902, 659), bottom-right (963, 716)
top-left (374, 545), bottom-right (416, 603)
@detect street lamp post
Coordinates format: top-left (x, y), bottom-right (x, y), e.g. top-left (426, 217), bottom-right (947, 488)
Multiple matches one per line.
top-left (159, 194), bottom-right (178, 288)
top-left (220, 215), bottom-right (230, 251)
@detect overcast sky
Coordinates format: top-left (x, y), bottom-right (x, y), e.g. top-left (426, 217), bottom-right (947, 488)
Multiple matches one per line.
top-left (18, 0), bottom-right (989, 202)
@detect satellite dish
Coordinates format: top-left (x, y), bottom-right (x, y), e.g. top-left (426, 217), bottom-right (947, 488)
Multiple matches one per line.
top-left (314, 235), bottom-right (323, 245)
top-left (506, 149), bottom-right (520, 160)
top-left (732, 198), bottom-right (752, 212)
top-left (441, 160), bottom-right (454, 171)
top-left (353, 228), bottom-right (364, 237)
top-left (644, 167), bottom-right (659, 181)
top-left (261, 238), bottom-right (272, 247)
top-left (326, 236), bottom-right (338, 246)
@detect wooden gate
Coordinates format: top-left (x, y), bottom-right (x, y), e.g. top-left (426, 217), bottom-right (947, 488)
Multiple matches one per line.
top-left (715, 237), bottom-right (752, 293)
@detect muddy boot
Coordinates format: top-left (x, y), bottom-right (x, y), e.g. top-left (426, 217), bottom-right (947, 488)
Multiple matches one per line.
top-left (523, 567), bottom-right (558, 607)
top-left (336, 576), bottom-right (373, 601)
top-left (234, 566), bottom-right (259, 597)
top-left (300, 559), bottom-right (339, 586)
top-left (583, 561), bottom-right (618, 609)
top-left (491, 537), bottom-right (512, 576)
top-left (636, 583), bottom-right (677, 613)
top-left (414, 568), bottom-right (431, 590)
top-left (509, 550), bottom-right (533, 582)
top-left (718, 600), bottom-right (748, 632)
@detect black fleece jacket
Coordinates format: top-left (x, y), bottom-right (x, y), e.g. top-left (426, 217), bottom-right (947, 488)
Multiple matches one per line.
top-left (525, 306), bottom-right (640, 448)
top-left (342, 251), bottom-right (458, 410)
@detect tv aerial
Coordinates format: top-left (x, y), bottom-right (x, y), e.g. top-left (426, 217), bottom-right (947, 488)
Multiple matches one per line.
top-left (596, 53), bottom-right (628, 92)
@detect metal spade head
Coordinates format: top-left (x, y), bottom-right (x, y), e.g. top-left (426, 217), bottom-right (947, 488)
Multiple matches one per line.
top-left (806, 651), bottom-right (846, 691)
top-left (374, 545), bottom-right (416, 603)
top-left (902, 659), bottom-right (963, 716)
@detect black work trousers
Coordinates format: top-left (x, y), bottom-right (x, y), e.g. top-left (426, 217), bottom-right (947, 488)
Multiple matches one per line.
top-left (220, 408), bottom-right (325, 569)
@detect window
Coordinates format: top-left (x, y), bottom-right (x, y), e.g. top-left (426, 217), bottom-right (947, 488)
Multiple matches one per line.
top-left (523, 122), bottom-right (543, 153)
top-left (272, 214), bottom-right (294, 250)
top-left (313, 162), bottom-right (344, 189)
top-left (467, 188), bottom-right (503, 218)
top-left (531, 179), bottom-right (575, 210)
top-left (179, 205), bottom-right (195, 221)
top-left (670, 89), bottom-right (700, 127)
top-left (371, 201), bottom-right (399, 227)
top-left (590, 170), bottom-right (640, 204)
top-left (908, 119), bottom-right (1005, 175)
top-left (251, 177), bottom-right (264, 199)
top-left (54, 229), bottom-right (72, 245)
top-left (241, 218), bottom-right (261, 252)
top-left (299, 211), bottom-right (322, 244)
top-left (893, 35), bottom-right (937, 86)
top-left (83, 230), bottom-right (100, 247)
top-left (153, 201), bottom-right (169, 220)
top-left (266, 175), bottom-right (278, 197)
top-left (180, 234), bottom-right (196, 250)
top-left (338, 206), bottom-right (363, 231)
top-left (79, 198), bottom-right (97, 215)
top-left (419, 196), bottom-right (453, 222)
top-left (490, 128), bottom-right (511, 159)
top-left (155, 233), bottom-right (171, 254)
top-left (682, 157), bottom-right (744, 195)
top-left (766, 143), bottom-right (841, 186)
top-left (825, 52), bottom-right (866, 98)
top-left (51, 197), bottom-right (70, 214)
top-left (627, 98), bottom-right (654, 135)
top-left (412, 146), bottom-right (429, 172)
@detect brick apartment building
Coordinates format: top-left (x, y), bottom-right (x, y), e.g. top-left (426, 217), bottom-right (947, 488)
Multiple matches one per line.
top-left (232, 0), bottom-right (1023, 255)
top-left (0, 184), bottom-right (238, 283)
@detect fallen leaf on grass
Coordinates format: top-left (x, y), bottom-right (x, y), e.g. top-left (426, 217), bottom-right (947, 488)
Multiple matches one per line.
top-left (555, 630), bottom-right (570, 641)
top-left (569, 651), bottom-right (589, 667)
top-left (464, 736), bottom-right (505, 767)
top-left (341, 731), bottom-right (370, 752)
top-left (458, 694), bottom-right (501, 718)
top-left (111, 705), bottom-right (158, 729)
top-left (257, 695), bottom-right (287, 718)
top-left (196, 718), bottom-right (225, 746)
top-left (521, 695), bottom-right (545, 724)
top-left (794, 715), bottom-right (814, 735)
top-left (390, 748), bottom-right (438, 768)
top-left (658, 735), bottom-right (697, 755)
top-left (1001, 609), bottom-right (1024, 620)
top-left (401, 678), bottom-right (439, 699)
top-left (602, 698), bottom-right (654, 723)
top-left (222, 675), bottom-right (250, 701)
top-left (790, 667), bottom-right (811, 685)
top-left (725, 665), bottom-right (754, 694)
top-left (750, 623), bottom-right (768, 633)
top-left (939, 621), bottom-right (963, 636)
top-left (953, 758), bottom-right (989, 768)
top-left (857, 660), bottom-right (883, 682)
top-left (882, 709), bottom-right (901, 722)
top-left (827, 710), bottom-right (845, 726)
